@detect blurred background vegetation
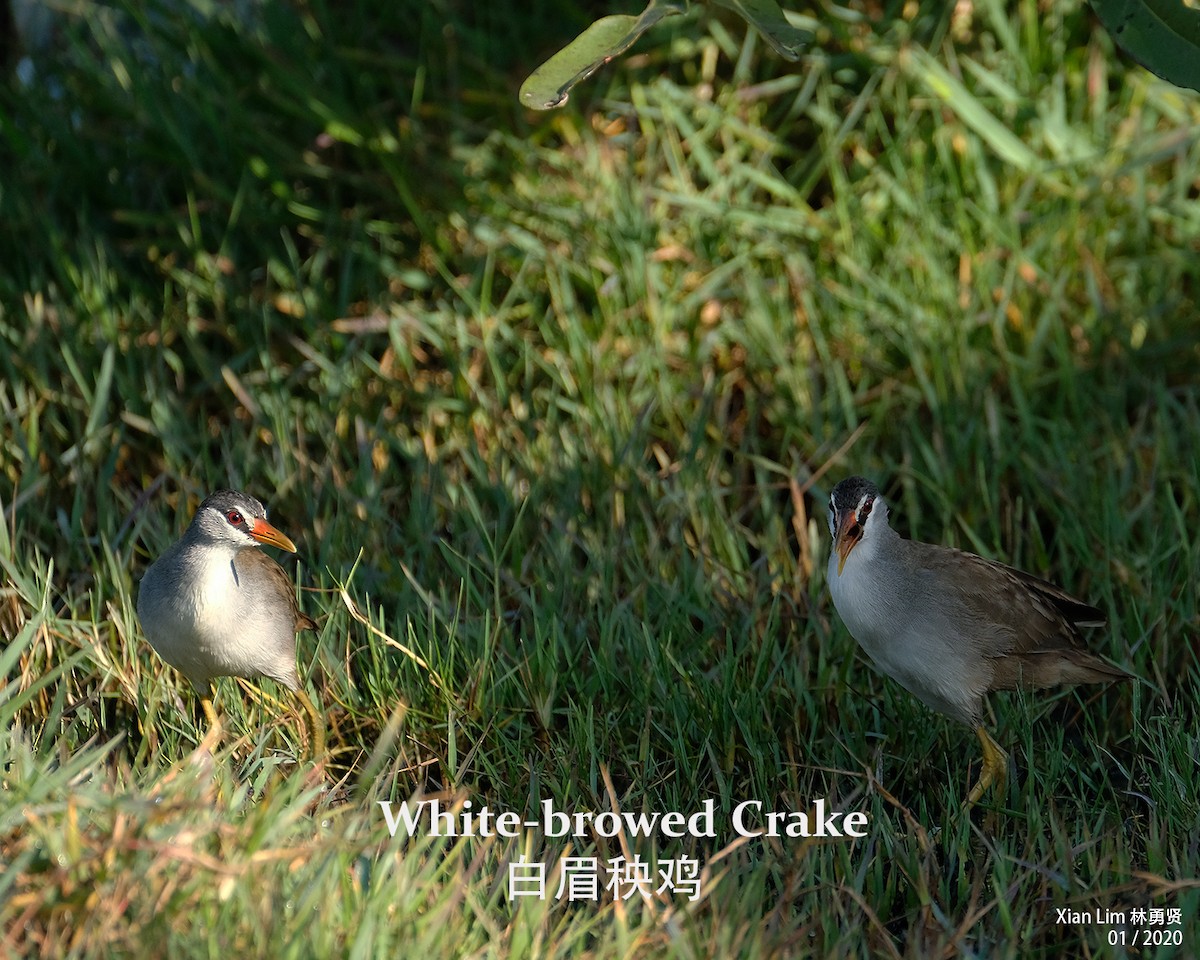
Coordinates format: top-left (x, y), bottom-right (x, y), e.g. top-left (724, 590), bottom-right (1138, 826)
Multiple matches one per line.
top-left (1, 0), bottom-right (1198, 956)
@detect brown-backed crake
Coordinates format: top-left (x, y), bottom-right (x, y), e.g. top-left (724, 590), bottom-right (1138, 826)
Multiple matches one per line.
top-left (826, 477), bottom-right (1128, 805)
top-left (137, 489), bottom-right (325, 761)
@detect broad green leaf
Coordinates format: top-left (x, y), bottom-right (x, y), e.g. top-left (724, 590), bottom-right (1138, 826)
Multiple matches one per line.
top-left (519, 0), bottom-right (687, 110)
top-left (1090, 0), bottom-right (1200, 94)
top-left (714, 0), bottom-right (813, 60)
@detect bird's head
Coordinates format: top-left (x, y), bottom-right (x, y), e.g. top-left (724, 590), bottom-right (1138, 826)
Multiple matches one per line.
top-left (188, 489), bottom-right (297, 553)
top-left (827, 476), bottom-right (889, 576)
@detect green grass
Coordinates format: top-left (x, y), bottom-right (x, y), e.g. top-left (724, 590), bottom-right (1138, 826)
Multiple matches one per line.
top-left (2, 0), bottom-right (1199, 956)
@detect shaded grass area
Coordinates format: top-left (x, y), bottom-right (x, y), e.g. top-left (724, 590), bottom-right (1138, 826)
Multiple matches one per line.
top-left (2, 0), bottom-right (1199, 955)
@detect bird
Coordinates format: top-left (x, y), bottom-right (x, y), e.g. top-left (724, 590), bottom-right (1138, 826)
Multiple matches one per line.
top-left (825, 476), bottom-right (1128, 806)
top-left (137, 489), bottom-right (325, 761)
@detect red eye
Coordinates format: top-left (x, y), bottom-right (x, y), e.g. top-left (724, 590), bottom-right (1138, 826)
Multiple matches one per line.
top-left (226, 510), bottom-right (244, 525)
top-left (858, 497), bottom-right (874, 523)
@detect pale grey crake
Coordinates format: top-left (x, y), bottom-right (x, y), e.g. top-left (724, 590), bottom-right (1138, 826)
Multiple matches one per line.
top-left (826, 476), bottom-right (1127, 805)
top-left (137, 489), bottom-right (325, 761)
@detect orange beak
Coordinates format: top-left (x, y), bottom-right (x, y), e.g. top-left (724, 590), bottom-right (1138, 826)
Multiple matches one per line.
top-left (834, 510), bottom-right (862, 576)
top-left (249, 517), bottom-right (298, 553)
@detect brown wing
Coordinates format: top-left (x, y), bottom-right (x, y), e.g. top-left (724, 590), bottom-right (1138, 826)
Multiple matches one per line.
top-left (983, 556), bottom-right (1106, 627)
top-left (237, 548), bottom-right (316, 633)
top-left (926, 545), bottom-right (1129, 691)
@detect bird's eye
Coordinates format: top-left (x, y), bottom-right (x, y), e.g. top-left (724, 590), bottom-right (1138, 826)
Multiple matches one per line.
top-left (858, 496), bottom-right (874, 523)
top-left (225, 510), bottom-right (244, 525)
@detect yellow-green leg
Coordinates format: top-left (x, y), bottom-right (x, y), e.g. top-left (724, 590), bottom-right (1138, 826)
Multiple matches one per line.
top-left (965, 725), bottom-right (1008, 807)
top-left (200, 693), bottom-right (222, 743)
top-left (293, 689), bottom-right (326, 763)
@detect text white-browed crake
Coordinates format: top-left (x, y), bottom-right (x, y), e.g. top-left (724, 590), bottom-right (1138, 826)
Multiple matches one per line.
top-left (825, 476), bottom-right (1129, 806)
top-left (137, 489), bottom-right (325, 761)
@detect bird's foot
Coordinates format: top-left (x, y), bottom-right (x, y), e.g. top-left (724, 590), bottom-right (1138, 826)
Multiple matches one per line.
top-left (963, 725), bottom-right (1008, 808)
top-left (293, 689), bottom-right (327, 766)
top-left (199, 696), bottom-right (223, 752)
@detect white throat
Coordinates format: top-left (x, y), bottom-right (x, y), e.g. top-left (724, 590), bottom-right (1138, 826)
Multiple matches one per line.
top-left (827, 501), bottom-right (893, 622)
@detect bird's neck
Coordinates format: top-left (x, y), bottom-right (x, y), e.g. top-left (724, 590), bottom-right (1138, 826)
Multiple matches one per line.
top-left (830, 520), bottom-right (900, 606)
top-left (175, 540), bottom-right (248, 593)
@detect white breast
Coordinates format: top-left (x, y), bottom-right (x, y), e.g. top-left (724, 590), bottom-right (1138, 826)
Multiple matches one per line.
top-left (138, 544), bottom-right (298, 690)
top-left (827, 534), bottom-right (989, 726)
